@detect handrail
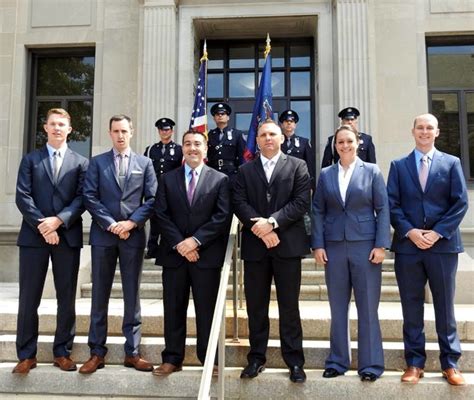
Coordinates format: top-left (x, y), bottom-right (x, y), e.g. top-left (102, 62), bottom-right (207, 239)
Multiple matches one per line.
top-left (198, 216), bottom-right (239, 400)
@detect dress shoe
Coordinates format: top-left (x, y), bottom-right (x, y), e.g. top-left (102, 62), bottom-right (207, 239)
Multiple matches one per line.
top-left (289, 366), bottom-right (306, 383)
top-left (442, 368), bottom-right (466, 386)
top-left (144, 252), bottom-right (155, 259)
top-left (322, 367), bottom-right (344, 378)
top-left (124, 355), bottom-right (153, 372)
top-left (152, 362), bottom-right (182, 376)
top-left (79, 355), bottom-right (105, 374)
top-left (53, 356), bottom-right (77, 371)
top-left (12, 358), bottom-right (37, 374)
top-left (401, 366), bottom-right (424, 383)
top-left (360, 372), bottom-right (378, 382)
top-left (240, 362), bottom-right (265, 379)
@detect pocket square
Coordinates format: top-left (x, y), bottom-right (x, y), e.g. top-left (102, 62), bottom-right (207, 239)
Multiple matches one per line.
top-left (131, 170), bottom-right (143, 174)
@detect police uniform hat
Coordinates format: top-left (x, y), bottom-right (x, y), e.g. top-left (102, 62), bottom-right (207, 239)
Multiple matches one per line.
top-left (338, 107), bottom-right (360, 120)
top-left (279, 109), bottom-right (299, 123)
top-left (155, 118), bottom-right (175, 130)
top-left (210, 103), bottom-right (232, 116)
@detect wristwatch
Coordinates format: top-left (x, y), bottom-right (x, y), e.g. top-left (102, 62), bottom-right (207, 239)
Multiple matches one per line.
top-left (268, 217), bottom-right (277, 229)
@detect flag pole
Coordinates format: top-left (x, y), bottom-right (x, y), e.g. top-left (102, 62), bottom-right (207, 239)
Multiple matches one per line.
top-left (202, 40), bottom-right (208, 136)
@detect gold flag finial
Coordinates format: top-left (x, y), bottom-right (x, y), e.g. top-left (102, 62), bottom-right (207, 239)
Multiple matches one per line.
top-left (200, 39), bottom-right (208, 62)
top-left (264, 33), bottom-right (271, 59)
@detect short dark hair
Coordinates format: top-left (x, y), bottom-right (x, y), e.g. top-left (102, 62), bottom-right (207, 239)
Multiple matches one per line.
top-left (109, 114), bottom-right (133, 130)
top-left (334, 124), bottom-right (359, 143)
top-left (182, 130), bottom-right (208, 144)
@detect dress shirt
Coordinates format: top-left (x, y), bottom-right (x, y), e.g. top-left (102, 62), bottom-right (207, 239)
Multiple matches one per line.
top-left (184, 162), bottom-right (204, 191)
top-left (338, 158), bottom-right (357, 204)
top-left (414, 147), bottom-right (435, 174)
top-left (46, 143), bottom-right (68, 175)
top-left (113, 148), bottom-right (131, 175)
top-left (260, 151), bottom-right (281, 182)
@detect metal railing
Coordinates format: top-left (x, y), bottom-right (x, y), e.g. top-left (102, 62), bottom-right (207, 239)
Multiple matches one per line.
top-left (197, 216), bottom-right (239, 400)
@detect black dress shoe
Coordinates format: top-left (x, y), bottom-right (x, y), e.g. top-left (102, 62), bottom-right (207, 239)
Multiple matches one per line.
top-left (323, 368), bottom-right (344, 378)
top-left (360, 372), bottom-right (378, 382)
top-left (289, 366), bottom-right (306, 383)
top-left (240, 362), bottom-right (265, 379)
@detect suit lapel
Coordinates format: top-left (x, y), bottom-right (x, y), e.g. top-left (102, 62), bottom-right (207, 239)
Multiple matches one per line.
top-left (40, 147), bottom-right (55, 184)
top-left (56, 148), bottom-right (73, 185)
top-left (424, 149), bottom-right (442, 193)
top-left (329, 163), bottom-right (344, 207)
top-left (175, 166), bottom-right (190, 208)
top-left (344, 158), bottom-right (364, 204)
top-left (268, 153), bottom-right (285, 186)
top-left (192, 164), bottom-right (208, 205)
top-left (255, 155), bottom-right (269, 186)
top-left (406, 150), bottom-right (423, 192)
top-left (106, 150), bottom-right (121, 190)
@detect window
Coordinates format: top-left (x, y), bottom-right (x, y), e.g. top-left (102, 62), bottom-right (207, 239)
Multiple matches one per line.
top-left (28, 48), bottom-right (95, 158)
top-left (427, 37), bottom-right (474, 181)
top-left (205, 39), bottom-right (315, 142)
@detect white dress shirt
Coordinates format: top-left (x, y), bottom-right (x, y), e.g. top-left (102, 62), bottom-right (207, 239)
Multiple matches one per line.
top-left (338, 159), bottom-right (357, 204)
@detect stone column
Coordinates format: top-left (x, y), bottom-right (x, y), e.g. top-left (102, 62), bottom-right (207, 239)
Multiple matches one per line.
top-left (334, 0), bottom-right (372, 133)
top-left (137, 0), bottom-right (178, 150)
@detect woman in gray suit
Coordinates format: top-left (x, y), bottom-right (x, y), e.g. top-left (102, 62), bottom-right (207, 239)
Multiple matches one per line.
top-left (311, 125), bottom-right (390, 382)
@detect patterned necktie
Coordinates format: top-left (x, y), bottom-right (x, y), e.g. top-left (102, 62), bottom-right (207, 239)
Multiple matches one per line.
top-left (419, 155), bottom-right (429, 191)
top-left (52, 151), bottom-right (60, 183)
top-left (118, 154), bottom-right (126, 190)
top-left (264, 160), bottom-right (274, 182)
top-left (187, 169), bottom-right (196, 204)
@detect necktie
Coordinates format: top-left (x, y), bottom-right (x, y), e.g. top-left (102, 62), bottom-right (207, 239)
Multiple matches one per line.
top-left (52, 151), bottom-right (60, 184)
top-left (118, 154), bottom-right (126, 190)
top-left (161, 144), bottom-right (166, 156)
top-left (419, 155), bottom-right (429, 191)
top-left (218, 129), bottom-right (224, 142)
top-left (264, 160), bottom-right (274, 182)
top-left (187, 169), bottom-right (196, 204)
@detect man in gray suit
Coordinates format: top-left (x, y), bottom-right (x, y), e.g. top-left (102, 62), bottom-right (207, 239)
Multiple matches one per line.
top-left (14, 108), bottom-right (88, 373)
top-left (80, 115), bottom-right (157, 374)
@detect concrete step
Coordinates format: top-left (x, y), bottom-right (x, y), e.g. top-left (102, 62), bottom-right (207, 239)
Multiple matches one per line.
top-left (82, 281), bottom-right (401, 301)
top-left (0, 364), bottom-right (472, 399)
top-left (1, 334), bottom-right (474, 372)
top-left (1, 299), bottom-right (473, 343)
top-left (120, 269), bottom-right (399, 286)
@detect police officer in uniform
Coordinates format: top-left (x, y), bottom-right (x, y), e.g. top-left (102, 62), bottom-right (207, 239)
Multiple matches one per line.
top-left (144, 118), bottom-right (183, 258)
top-left (279, 109), bottom-right (316, 189)
top-left (321, 107), bottom-right (376, 168)
top-left (207, 103), bottom-right (245, 186)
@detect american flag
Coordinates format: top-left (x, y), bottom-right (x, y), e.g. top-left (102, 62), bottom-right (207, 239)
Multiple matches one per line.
top-left (189, 43), bottom-right (208, 135)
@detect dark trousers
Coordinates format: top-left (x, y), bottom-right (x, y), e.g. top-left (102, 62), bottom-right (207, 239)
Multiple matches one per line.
top-left (395, 251), bottom-right (461, 370)
top-left (161, 263), bottom-right (221, 366)
top-left (88, 242), bottom-right (144, 357)
top-left (16, 244), bottom-right (80, 360)
top-left (146, 214), bottom-right (160, 256)
top-left (244, 255), bottom-right (304, 368)
top-left (325, 240), bottom-right (384, 376)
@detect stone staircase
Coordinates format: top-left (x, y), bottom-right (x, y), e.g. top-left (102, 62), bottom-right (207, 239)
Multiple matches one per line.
top-left (1, 247), bottom-right (473, 399)
top-left (81, 256), bottom-right (401, 302)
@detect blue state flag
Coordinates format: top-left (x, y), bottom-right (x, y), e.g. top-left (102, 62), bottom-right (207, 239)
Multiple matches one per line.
top-left (243, 48), bottom-right (272, 162)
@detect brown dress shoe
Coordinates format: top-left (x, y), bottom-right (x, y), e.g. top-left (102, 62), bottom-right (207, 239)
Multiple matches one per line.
top-left (79, 355), bottom-right (105, 374)
top-left (124, 355), bottom-right (153, 372)
top-left (401, 366), bottom-right (424, 383)
top-left (152, 362), bottom-right (182, 376)
top-left (53, 356), bottom-right (77, 371)
top-left (442, 368), bottom-right (466, 386)
top-left (12, 358), bottom-right (37, 374)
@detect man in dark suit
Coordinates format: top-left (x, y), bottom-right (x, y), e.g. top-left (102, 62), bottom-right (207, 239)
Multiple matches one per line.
top-left (387, 113), bottom-right (468, 386)
top-left (233, 120), bottom-right (311, 383)
top-left (279, 109), bottom-right (315, 189)
top-left (14, 108), bottom-right (89, 373)
top-left (79, 115), bottom-right (157, 374)
top-left (152, 130), bottom-right (230, 376)
top-left (144, 117), bottom-right (183, 258)
top-left (321, 107), bottom-right (376, 168)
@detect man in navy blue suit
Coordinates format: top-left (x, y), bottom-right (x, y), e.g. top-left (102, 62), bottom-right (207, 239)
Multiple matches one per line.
top-left (80, 115), bottom-right (157, 374)
top-left (387, 113), bottom-right (468, 386)
top-left (14, 108), bottom-right (88, 373)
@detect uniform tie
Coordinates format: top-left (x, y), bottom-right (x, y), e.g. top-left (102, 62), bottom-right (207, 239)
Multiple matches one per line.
top-left (52, 151), bottom-right (60, 184)
top-left (187, 169), bottom-right (197, 204)
top-left (419, 155), bottom-right (429, 191)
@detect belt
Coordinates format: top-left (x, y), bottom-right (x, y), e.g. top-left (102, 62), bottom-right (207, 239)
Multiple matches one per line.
top-left (208, 159), bottom-right (236, 167)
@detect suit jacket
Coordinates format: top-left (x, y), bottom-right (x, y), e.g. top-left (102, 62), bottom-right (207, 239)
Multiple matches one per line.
top-left (16, 147), bottom-right (89, 248)
top-left (233, 153), bottom-right (311, 261)
top-left (387, 149), bottom-right (468, 254)
top-left (321, 132), bottom-right (376, 168)
top-left (83, 149), bottom-right (157, 248)
top-left (155, 164), bottom-right (230, 268)
top-left (311, 157), bottom-right (390, 249)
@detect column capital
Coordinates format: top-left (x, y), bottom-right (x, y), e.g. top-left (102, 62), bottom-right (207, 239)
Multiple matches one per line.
top-left (138, 0), bottom-right (178, 7)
